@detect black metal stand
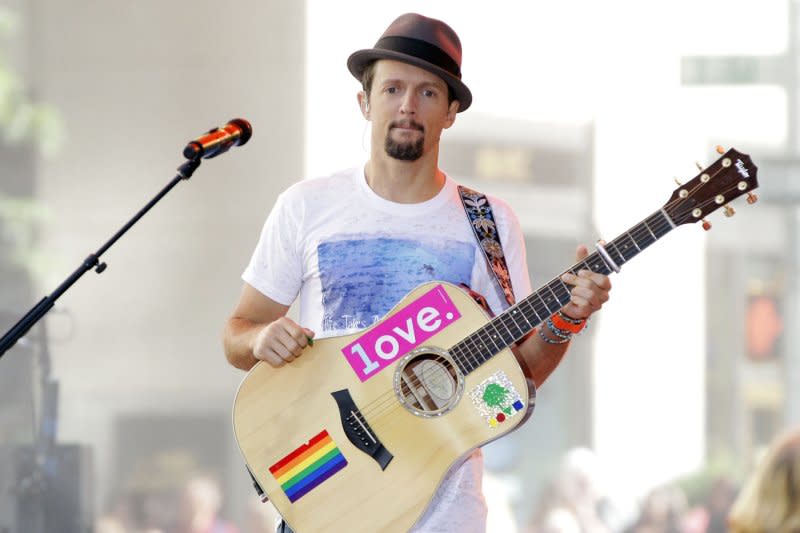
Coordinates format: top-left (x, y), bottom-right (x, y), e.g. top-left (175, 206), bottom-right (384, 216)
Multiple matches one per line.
top-left (0, 157), bottom-right (203, 359)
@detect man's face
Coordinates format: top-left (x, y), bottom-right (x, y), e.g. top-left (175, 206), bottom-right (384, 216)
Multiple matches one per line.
top-left (366, 60), bottom-right (458, 162)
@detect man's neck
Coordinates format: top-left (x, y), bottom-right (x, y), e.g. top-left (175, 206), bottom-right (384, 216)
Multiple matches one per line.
top-left (364, 152), bottom-right (445, 204)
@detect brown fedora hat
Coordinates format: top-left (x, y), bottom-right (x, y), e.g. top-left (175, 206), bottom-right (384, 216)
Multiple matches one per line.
top-left (347, 13), bottom-right (472, 112)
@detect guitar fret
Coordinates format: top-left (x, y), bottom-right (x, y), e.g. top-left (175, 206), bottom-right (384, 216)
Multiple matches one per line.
top-left (452, 343), bottom-right (472, 374)
top-left (468, 329), bottom-right (492, 367)
top-left (503, 312), bottom-right (525, 340)
top-left (640, 227), bottom-right (656, 245)
top-left (497, 316), bottom-right (516, 343)
top-left (544, 281), bottom-right (566, 309)
top-left (457, 336), bottom-right (478, 371)
top-left (534, 291), bottom-right (556, 316)
top-left (660, 207), bottom-right (677, 229)
top-left (518, 307), bottom-right (534, 330)
top-left (614, 234), bottom-right (635, 260)
top-left (586, 253), bottom-right (611, 275)
top-left (485, 323), bottom-right (504, 353)
top-left (508, 307), bottom-right (530, 334)
top-left (608, 239), bottom-right (627, 265)
top-left (520, 299), bottom-right (543, 328)
top-left (461, 336), bottom-right (482, 372)
top-left (643, 219), bottom-right (657, 240)
top-left (545, 283), bottom-right (560, 307)
top-left (651, 212), bottom-right (672, 238)
top-left (626, 231), bottom-right (642, 251)
top-left (530, 298), bottom-right (549, 323)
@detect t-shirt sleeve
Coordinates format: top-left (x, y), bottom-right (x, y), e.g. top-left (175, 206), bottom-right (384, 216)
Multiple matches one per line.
top-left (241, 189), bottom-right (303, 306)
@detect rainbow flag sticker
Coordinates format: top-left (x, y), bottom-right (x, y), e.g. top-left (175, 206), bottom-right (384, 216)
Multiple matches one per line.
top-left (269, 429), bottom-right (348, 503)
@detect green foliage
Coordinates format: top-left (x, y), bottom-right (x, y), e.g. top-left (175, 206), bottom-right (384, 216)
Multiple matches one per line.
top-left (0, 6), bottom-right (59, 277)
top-left (0, 193), bottom-right (50, 271)
top-left (0, 6), bottom-right (64, 156)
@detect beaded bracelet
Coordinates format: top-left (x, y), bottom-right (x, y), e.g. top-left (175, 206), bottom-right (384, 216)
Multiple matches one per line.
top-left (546, 317), bottom-right (573, 339)
top-left (538, 317), bottom-right (572, 345)
top-left (538, 327), bottom-right (571, 345)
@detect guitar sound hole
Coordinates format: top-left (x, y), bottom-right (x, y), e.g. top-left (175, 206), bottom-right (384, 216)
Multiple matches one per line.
top-left (396, 349), bottom-right (463, 417)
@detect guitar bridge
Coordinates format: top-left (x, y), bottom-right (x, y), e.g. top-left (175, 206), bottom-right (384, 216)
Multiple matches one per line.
top-left (331, 389), bottom-right (393, 470)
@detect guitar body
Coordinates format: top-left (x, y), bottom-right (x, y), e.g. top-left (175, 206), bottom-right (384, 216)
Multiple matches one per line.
top-left (233, 282), bottom-right (535, 533)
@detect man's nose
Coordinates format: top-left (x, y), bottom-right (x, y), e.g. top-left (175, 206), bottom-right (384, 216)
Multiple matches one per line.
top-left (399, 92), bottom-right (417, 114)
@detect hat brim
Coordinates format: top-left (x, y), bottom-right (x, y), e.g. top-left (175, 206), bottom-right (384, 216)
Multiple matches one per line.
top-left (348, 49), bottom-right (472, 112)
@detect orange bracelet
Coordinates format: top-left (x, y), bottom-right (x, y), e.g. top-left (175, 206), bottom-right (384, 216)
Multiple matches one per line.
top-left (551, 311), bottom-right (587, 334)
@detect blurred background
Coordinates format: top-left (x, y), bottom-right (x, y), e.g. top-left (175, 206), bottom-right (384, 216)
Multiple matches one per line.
top-left (0, 1), bottom-right (794, 532)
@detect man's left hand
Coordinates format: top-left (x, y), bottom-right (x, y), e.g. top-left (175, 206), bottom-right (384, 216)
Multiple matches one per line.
top-left (559, 244), bottom-right (612, 320)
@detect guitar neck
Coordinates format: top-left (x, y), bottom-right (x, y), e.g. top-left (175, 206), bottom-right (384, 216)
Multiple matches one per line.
top-left (450, 208), bottom-right (677, 375)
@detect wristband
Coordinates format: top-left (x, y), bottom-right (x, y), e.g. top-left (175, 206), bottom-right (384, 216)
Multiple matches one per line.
top-left (551, 311), bottom-right (587, 334)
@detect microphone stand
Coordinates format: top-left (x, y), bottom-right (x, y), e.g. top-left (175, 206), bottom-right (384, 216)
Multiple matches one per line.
top-left (0, 157), bottom-right (203, 359)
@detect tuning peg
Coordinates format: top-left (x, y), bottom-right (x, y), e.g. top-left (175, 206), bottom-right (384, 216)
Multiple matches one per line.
top-left (674, 177), bottom-right (683, 186)
top-left (695, 161), bottom-right (704, 171)
top-left (724, 205), bottom-right (736, 217)
top-left (702, 219), bottom-right (712, 231)
top-left (747, 192), bottom-right (758, 204)
top-left (716, 145), bottom-right (726, 154)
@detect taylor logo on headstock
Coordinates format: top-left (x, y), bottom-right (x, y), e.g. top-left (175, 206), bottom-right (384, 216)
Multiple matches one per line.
top-left (735, 158), bottom-right (751, 178)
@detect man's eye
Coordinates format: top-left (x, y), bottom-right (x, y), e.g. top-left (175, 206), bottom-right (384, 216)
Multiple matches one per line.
top-left (386, 87), bottom-right (397, 94)
top-left (423, 90), bottom-right (435, 97)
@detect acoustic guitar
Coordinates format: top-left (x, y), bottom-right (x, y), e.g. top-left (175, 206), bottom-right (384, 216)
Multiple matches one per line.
top-left (232, 147), bottom-right (758, 532)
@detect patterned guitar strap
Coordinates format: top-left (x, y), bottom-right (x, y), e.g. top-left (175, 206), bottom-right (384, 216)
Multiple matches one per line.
top-left (457, 185), bottom-right (516, 308)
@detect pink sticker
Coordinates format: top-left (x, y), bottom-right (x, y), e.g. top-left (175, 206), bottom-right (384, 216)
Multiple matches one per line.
top-left (342, 284), bottom-right (462, 382)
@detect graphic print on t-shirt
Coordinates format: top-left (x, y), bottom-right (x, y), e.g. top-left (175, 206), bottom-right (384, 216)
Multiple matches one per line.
top-left (317, 236), bottom-right (473, 333)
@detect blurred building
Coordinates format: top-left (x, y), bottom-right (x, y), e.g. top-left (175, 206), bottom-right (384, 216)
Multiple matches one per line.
top-left (682, 0), bottom-right (799, 474)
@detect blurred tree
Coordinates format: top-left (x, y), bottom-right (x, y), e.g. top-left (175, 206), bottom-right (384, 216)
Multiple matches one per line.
top-left (0, 6), bottom-right (63, 156)
top-left (0, 5), bottom-right (62, 279)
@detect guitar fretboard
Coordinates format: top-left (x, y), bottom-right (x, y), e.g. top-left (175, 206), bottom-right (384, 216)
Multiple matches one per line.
top-left (449, 208), bottom-right (676, 375)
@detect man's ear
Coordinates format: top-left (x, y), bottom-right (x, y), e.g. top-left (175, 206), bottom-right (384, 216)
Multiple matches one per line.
top-left (443, 100), bottom-right (460, 129)
top-left (358, 91), bottom-right (370, 119)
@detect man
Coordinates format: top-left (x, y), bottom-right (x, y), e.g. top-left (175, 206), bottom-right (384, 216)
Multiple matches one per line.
top-left (223, 13), bottom-right (611, 533)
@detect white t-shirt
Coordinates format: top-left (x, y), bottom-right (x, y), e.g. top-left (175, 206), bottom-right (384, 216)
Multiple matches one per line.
top-left (243, 165), bottom-right (532, 533)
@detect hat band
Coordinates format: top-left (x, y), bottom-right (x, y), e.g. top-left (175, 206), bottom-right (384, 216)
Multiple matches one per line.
top-left (374, 36), bottom-right (461, 79)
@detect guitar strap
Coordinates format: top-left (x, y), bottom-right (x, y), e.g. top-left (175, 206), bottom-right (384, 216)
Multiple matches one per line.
top-left (457, 185), bottom-right (516, 307)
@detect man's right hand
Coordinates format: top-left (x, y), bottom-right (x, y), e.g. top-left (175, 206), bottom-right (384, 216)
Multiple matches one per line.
top-left (251, 317), bottom-right (315, 367)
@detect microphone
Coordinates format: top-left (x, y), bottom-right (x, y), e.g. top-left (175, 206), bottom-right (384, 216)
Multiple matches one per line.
top-left (183, 118), bottom-right (252, 159)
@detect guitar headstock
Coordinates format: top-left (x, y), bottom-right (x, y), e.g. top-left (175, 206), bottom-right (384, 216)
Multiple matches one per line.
top-left (664, 147), bottom-right (759, 227)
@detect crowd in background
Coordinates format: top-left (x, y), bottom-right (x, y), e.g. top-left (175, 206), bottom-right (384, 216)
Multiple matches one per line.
top-left (527, 425), bottom-right (800, 533)
top-left (93, 425), bottom-right (800, 533)
top-left (95, 472), bottom-right (279, 533)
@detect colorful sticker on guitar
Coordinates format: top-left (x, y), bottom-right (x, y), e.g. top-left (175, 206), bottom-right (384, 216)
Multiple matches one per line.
top-left (269, 430), bottom-right (347, 503)
top-left (342, 284), bottom-right (462, 382)
top-left (470, 370), bottom-right (525, 428)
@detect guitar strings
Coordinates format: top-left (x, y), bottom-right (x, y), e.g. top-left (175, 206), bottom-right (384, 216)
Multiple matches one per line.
top-left (349, 198), bottom-right (688, 425)
top-left (343, 168), bottom-right (748, 430)
top-left (348, 199), bottom-right (685, 425)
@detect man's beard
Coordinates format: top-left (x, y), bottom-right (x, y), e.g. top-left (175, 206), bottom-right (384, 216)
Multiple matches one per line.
top-left (384, 121), bottom-right (425, 161)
